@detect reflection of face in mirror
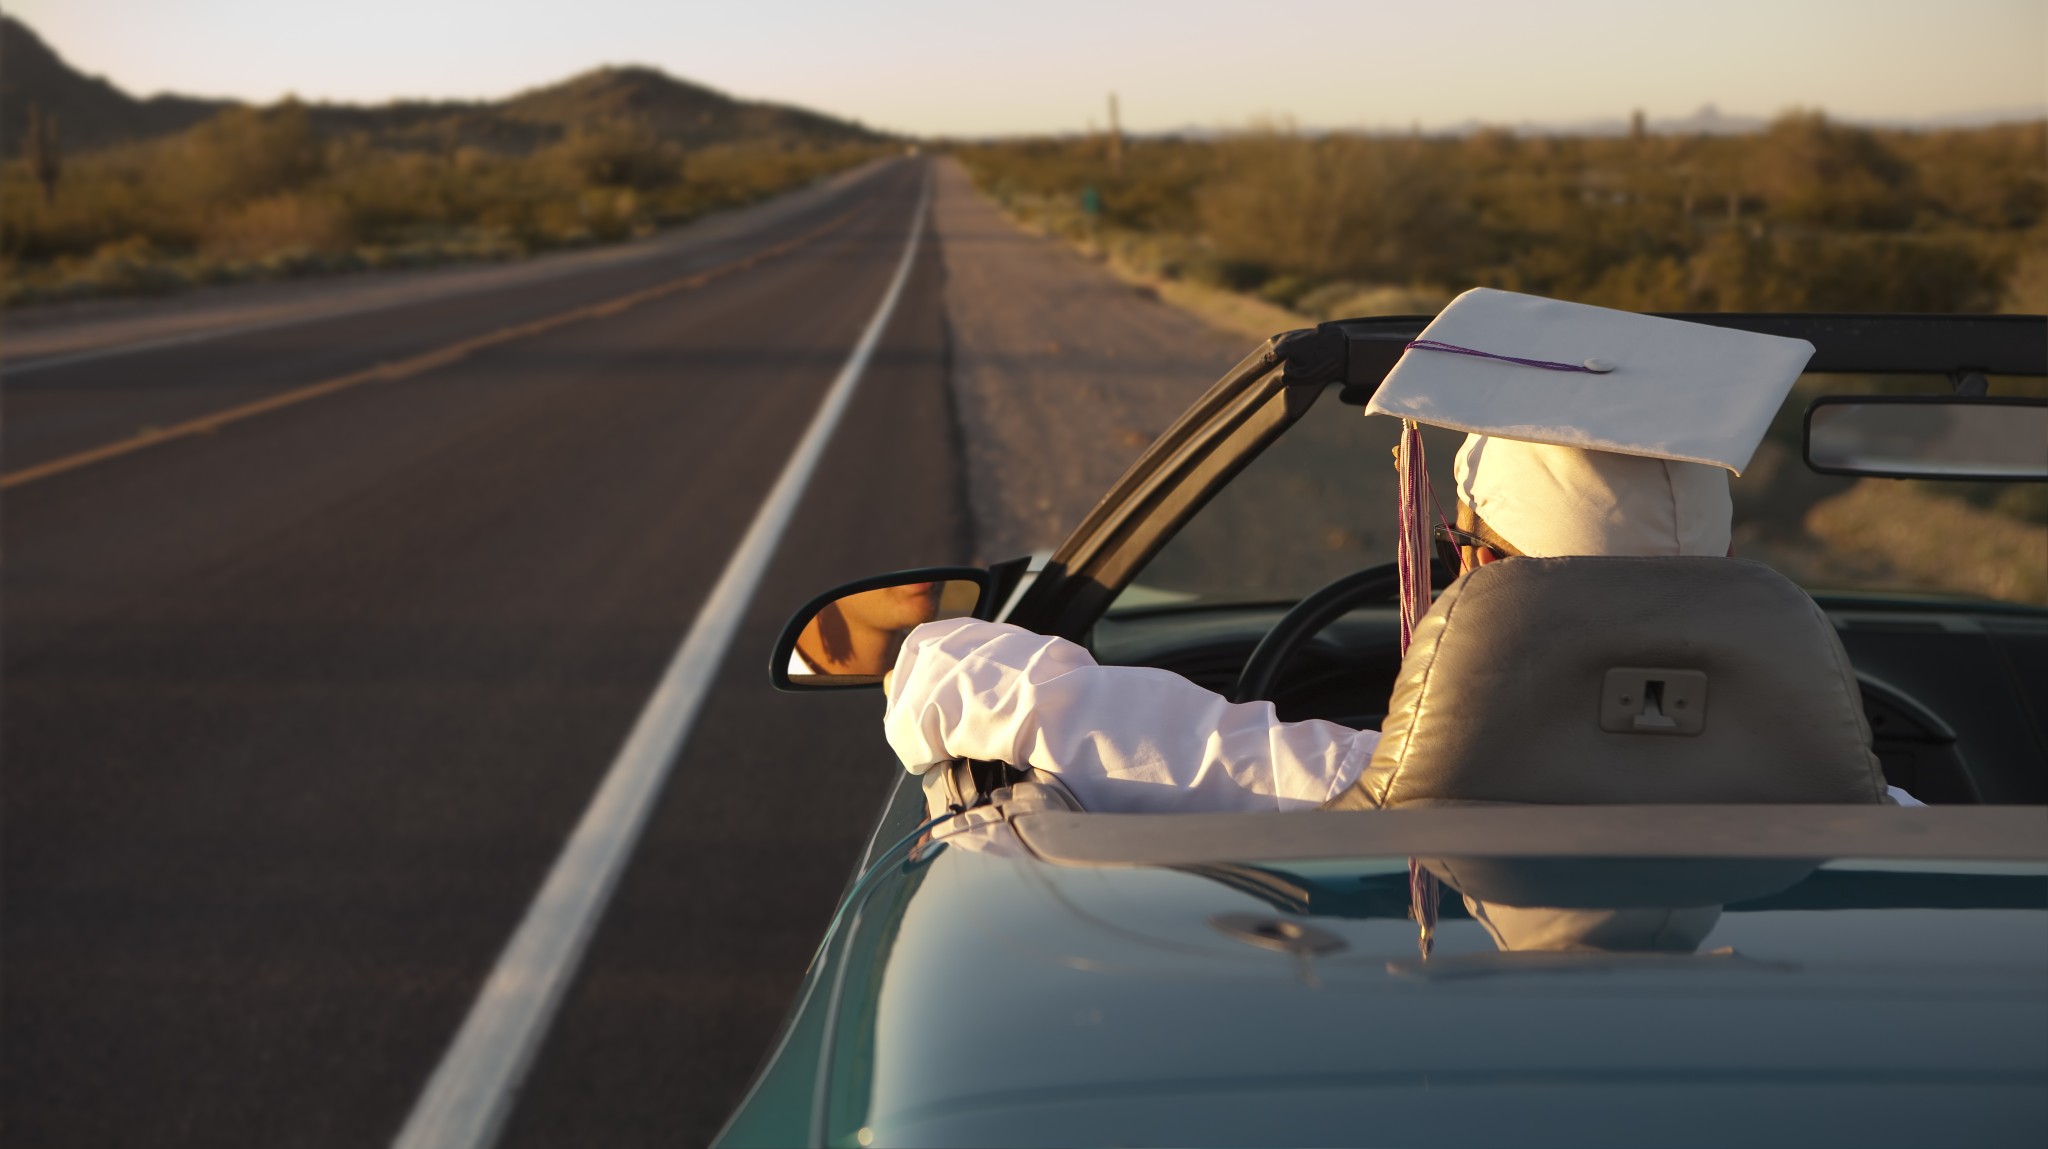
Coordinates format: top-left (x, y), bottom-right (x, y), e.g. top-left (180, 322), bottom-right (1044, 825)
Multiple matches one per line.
top-left (792, 581), bottom-right (962, 678)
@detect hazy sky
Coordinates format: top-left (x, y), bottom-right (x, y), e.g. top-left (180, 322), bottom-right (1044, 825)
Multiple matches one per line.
top-left (15, 0), bottom-right (2046, 135)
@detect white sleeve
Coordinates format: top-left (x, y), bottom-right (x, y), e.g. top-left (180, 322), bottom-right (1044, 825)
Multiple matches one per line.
top-left (883, 618), bottom-right (1376, 813)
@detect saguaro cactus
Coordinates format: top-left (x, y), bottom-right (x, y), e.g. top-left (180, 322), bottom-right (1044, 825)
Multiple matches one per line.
top-left (1107, 93), bottom-right (1123, 176)
top-left (25, 104), bottom-right (62, 206)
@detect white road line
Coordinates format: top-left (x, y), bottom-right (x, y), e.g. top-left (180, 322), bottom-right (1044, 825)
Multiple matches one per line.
top-left (390, 166), bottom-right (931, 1149)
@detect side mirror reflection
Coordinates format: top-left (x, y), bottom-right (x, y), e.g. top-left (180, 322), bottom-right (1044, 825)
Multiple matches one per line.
top-left (1805, 396), bottom-right (2048, 481)
top-left (771, 568), bottom-right (988, 690)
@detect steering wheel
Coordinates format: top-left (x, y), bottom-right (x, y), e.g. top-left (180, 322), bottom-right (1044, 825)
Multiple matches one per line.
top-left (1230, 559), bottom-right (1457, 705)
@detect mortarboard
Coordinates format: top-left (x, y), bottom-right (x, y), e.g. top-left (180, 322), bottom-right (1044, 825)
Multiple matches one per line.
top-left (1363, 289), bottom-right (1821, 614)
top-left (1367, 287), bottom-right (1816, 476)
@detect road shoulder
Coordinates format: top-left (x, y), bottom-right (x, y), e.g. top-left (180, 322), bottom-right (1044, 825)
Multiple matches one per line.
top-left (932, 158), bottom-right (1268, 562)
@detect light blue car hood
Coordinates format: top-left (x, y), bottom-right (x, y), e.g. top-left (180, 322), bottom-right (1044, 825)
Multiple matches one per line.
top-left (846, 845), bottom-right (2047, 1149)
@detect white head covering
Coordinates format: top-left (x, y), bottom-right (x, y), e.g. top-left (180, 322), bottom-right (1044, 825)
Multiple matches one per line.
top-left (1366, 288), bottom-right (1814, 559)
top-left (1454, 436), bottom-right (1733, 557)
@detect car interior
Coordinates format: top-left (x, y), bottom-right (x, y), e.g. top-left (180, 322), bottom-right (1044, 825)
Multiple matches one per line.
top-left (1086, 347), bottom-right (2046, 806)
top-left (1094, 594), bottom-right (2045, 804)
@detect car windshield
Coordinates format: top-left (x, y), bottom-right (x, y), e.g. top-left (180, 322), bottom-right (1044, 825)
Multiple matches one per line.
top-left (1109, 372), bottom-right (2048, 613)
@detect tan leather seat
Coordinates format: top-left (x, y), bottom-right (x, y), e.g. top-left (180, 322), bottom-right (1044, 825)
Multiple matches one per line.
top-left (1333, 556), bottom-right (1889, 808)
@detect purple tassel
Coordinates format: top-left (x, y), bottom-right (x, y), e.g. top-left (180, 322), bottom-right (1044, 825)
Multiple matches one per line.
top-left (1394, 420), bottom-right (1440, 958)
top-left (1395, 421), bottom-right (1432, 651)
top-left (1409, 858), bottom-right (1438, 959)
top-left (1404, 338), bottom-right (1613, 374)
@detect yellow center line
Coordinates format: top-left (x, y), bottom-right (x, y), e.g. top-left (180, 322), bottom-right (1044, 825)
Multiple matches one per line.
top-left (1, 206), bottom-right (864, 492)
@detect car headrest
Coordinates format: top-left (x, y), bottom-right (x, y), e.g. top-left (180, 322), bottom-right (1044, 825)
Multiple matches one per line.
top-left (1352, 557), bottom-right (1889, 808)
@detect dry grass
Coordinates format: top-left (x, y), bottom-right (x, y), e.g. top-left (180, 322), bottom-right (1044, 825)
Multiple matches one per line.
top-left (957, 117), bottom-right (2044, 321)
top-left (1, 100), bottom-right (889, 307)
top-left (200, 194), bottom-right (354, 260)
top-left (1806, 480), bottom-right (2048, 605)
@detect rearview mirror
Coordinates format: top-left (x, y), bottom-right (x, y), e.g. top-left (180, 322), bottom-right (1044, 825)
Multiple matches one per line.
top-left (770, 567), bottom-right (989, 690)
top-left (1804, 396), bottom-right (2047, 481)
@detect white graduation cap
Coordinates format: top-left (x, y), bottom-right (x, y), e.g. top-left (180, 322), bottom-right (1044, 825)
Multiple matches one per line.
top-left (1367, 288), bottom-right (1816, 561)
top-left (1368, 288), bottom-right (1814, 474)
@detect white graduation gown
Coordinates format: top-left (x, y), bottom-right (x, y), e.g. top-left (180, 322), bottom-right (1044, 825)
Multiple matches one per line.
top-left (882, 617), bottom-right (1926, 814)
top-left (884, 618), bottom-right (1374, 814)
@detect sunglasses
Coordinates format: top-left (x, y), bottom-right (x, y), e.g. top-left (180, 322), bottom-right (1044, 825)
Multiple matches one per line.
top-left (1432, 524), bottom-right (1495, 574)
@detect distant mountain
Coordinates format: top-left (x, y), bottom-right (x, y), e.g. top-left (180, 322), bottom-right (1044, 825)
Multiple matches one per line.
top-left (500, 66), bottom-right (872, 145)
top-left (297, 66), bottom-right (884, 154)
top-left (1413, 102), bottom-right (2044, 139)
top-left (0, 15), bottom-right (882, 159)
top-left (1, 16), bottom-right (230, 156)
top-left (1428, 106), bottom-right (1769, 139)
top-left (1134, 103), bottom-right (2040, 143)
top-left (1856, 106), bottom-right (2048, 131)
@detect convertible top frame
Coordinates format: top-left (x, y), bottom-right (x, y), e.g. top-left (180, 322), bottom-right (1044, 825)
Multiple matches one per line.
top-left (1321, 313), bottom-right (2048, 399)
top-left (1010, 312), bottom-right (2048, 641)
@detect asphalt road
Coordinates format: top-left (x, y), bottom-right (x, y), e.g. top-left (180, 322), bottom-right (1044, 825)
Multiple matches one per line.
top-left (5, 157), bottom-right (968, 1147)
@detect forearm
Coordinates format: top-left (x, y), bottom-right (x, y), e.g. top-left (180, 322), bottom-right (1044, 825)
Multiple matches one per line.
top-left (884, 619), bottom-right (1375, 813)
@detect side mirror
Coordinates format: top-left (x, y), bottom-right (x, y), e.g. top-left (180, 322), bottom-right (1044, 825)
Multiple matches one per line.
top-left (770, 567), bottom-right (990, 691)
top-left (1805, 396), bottom-right (2047, 481)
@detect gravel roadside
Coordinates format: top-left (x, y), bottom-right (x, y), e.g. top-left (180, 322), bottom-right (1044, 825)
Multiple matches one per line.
top-left (931, 158), bottom-right (1255, 563)
top-left (931, 157), bottom-right (1469, 598)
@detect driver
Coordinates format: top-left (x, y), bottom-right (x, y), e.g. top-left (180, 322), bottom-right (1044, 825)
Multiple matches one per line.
top-left (881, 291), bottom-right (1922, 814)
top-left (882, 436), bottom-right (1778, 815)
top-left (792, 581), bottom-right (943, 677)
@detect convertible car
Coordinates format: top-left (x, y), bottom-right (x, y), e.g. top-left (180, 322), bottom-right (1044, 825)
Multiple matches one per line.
top-left (718, 313), bottom-right (2047, 1148)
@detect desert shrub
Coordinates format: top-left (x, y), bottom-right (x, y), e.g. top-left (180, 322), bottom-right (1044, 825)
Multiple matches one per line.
top-left (1175, 252), bottom-right (1270, 293)
top-left (549, 120), bottom-right (682, 190)
top-left (1999, 237), bottom-right (2048, 311)
top-left (958, 118), bottom-right (2038, 319)
top-left (1748, 111), bottom-right (1916, 230)
top-left (53, 236), bottom-right (187, 298)
top-left (1682, 230), bottom-right (2007, 312)
top-left (1805, 479), bottom-right (2047, 604)
top-left (1898, 121), bottom-right (2048, 229)
top-left (201, 193), bottom-right (354, 260)
top-left (1, 97), bottom-right (884, 305)
top-left (0, 144), bottom-right (195, 259)
top-left (327, 146), bottom-right (470, 231)
top-left (1912, 480), bottom-right (2048, 526)
top-left (1993, 485), bottom-right (2048, 524)
top-left (1296, 282), bottom-right (1456, 320)
top-left (1254, 274), bottom-right (1314, 308)
top-left (175, 100), bottom-right (328, 205)
top-left (1197, 129), bottom-right (1480, 285)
